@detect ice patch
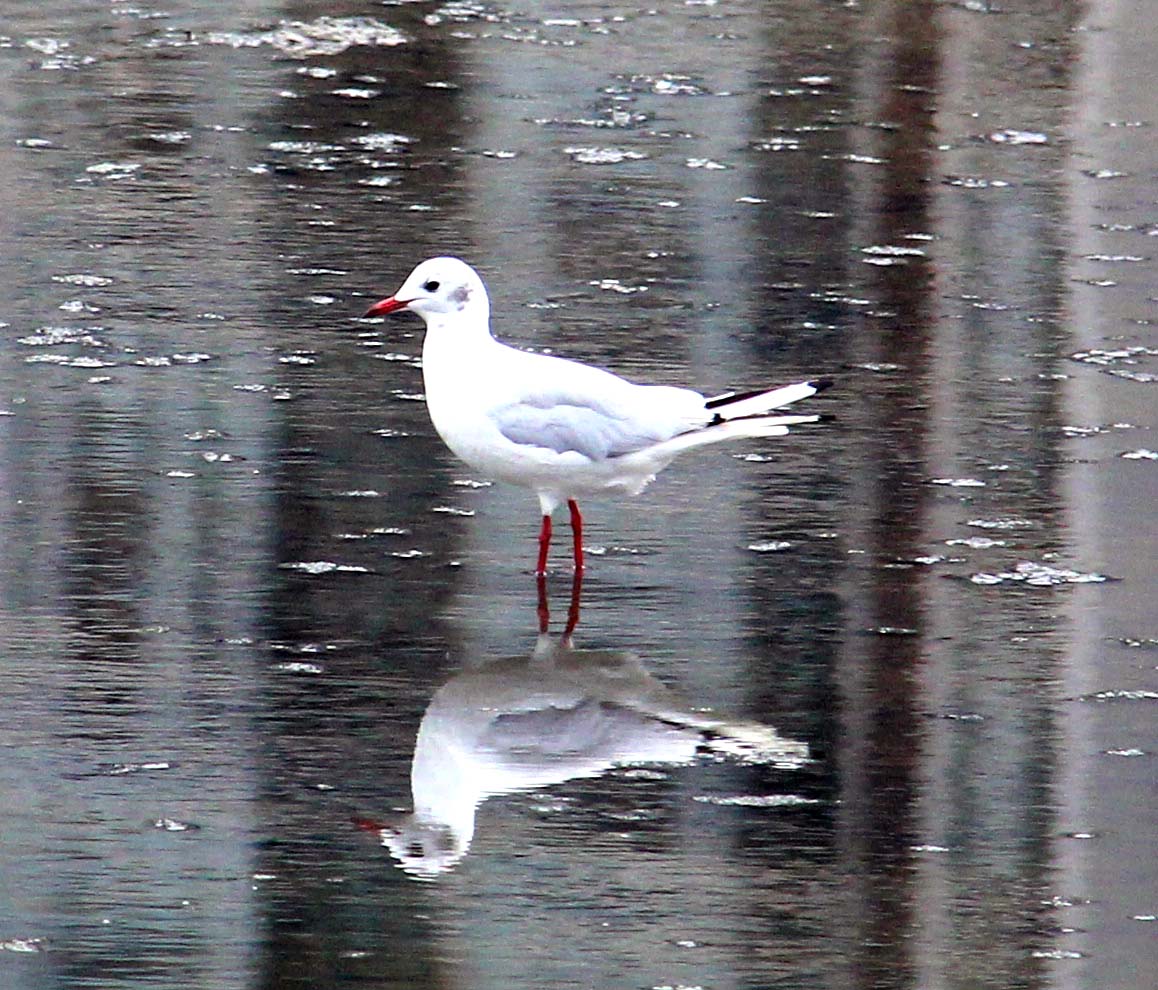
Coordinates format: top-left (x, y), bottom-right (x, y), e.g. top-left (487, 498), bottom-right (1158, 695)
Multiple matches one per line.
top-left (206, 17), bottom-right (405, 57)
top-left (969, 561), bottom-right (1110, 586)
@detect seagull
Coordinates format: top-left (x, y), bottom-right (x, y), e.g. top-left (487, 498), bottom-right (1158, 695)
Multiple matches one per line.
top-left (364, 257), bottom-right (830, 575)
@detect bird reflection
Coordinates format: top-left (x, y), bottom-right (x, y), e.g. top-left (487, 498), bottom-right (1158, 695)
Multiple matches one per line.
top-left (359, 574), bottom-right (810, 879)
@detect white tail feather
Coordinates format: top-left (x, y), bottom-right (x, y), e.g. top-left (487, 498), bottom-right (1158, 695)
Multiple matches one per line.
top-left (640, 413), bottom-right (822, 461)
top-left (599, 378), bottom-right (828, 494)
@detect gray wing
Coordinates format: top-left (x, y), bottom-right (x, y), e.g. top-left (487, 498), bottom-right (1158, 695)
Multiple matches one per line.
top-left (492, 394), bottom-right (680, 461)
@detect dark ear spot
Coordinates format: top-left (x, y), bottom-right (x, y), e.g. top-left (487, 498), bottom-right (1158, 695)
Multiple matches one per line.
top-left (450, 284), bottom-right (472, 309)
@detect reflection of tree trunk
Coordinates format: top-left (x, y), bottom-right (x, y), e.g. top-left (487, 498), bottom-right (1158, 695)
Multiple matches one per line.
top-left (1063, 2), bottom-right (1158, 985)
top-left (843, 4), bottom-right (940, 989)
top-left (254, 13), bottom-right (472, 990)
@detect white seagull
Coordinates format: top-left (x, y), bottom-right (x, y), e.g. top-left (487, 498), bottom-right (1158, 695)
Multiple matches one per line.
top-left (364, 257), bottom-right (830, 575)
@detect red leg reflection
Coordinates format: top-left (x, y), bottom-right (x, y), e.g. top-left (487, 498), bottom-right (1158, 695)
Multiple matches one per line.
top-left (535, 568), bottom-right (583, 640)
top-left (567, 499), bottom-right (584, 574)
top-left (536, 574), bottom-right (550, 634)
top-left (562, 567), bottom-right (583, 643)
top-left (352, 816), bottom-right (390, 835)
top-left (536, 513), bottom-right (552, 576)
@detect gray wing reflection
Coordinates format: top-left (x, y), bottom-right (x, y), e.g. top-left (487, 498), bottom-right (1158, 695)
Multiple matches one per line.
top-left (368, 634), bottom-right (809, 879)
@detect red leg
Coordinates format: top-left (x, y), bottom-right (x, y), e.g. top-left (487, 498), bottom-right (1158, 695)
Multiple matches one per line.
top-left (536, 513), bottom-right (552, 576)
top-left (568, 499), bottom-right (584, 573)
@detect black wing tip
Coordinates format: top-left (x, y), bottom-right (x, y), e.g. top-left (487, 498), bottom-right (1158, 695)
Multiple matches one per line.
top-left (705, 387), bottom-right (759, 410)
top-left (706, 378), bottom-right (835, 411)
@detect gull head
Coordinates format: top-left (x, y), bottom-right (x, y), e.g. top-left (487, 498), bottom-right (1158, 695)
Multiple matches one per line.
top-left (356, 813), bottom-right (472, 880)
top-left (364, 256), bottom-right (490, 327)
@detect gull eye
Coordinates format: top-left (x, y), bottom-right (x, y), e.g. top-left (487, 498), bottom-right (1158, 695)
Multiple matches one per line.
top-left (422, 279), bottom-right (440, 292)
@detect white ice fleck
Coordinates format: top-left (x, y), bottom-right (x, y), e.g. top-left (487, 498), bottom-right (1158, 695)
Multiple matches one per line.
top-left (693, 794), bottom-right (820, 807)
top-left (989, 129), bottom-right (1048, 144)
top-left (109, 762), bottom-right (172, 775)
top-left (563, 146), bottom-right (647, 164)
top-left (53, 273), bottom-right (113, 287)
top-left (205, 17), bottom-right (406, 57)
top-left (747, 540), bottom-right (793, 553)
top-left (153, 818), bottom-right (196, 832)
top-left (589, 278), bottom-right (647, 294)
top-left (85, 161), bottom-right (140, 177)
top-left (25, 354), bottom-right (117, 368)
top-left (273, 661), bottom-right (325, 674)
top-left (279, 561), bottom-right (371, 574)
top-left (352, 132), bottom-right (412, 151)
top-left (1, 938), bottom-right (47, 953)
top-left (862, 244), bottom-right (927, 257)
top-left (945, 536), bottom-right (1007, 548)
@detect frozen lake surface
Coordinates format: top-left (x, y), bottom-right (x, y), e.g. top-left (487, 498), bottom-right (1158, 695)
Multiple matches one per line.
top-left (1, 2), bottom-right (1154, 988)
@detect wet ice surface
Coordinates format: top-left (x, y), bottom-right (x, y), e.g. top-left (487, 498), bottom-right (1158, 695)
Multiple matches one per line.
top-left (1, 1), bottom-right (1156, 989)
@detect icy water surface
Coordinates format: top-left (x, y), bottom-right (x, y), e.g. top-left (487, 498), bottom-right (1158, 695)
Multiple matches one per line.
top-left (1, 1), bottom-right (1155, 989)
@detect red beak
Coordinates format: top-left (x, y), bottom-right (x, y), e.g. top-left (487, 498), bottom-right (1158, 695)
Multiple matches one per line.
top-left (364, 296), bottom-right (410, 317)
